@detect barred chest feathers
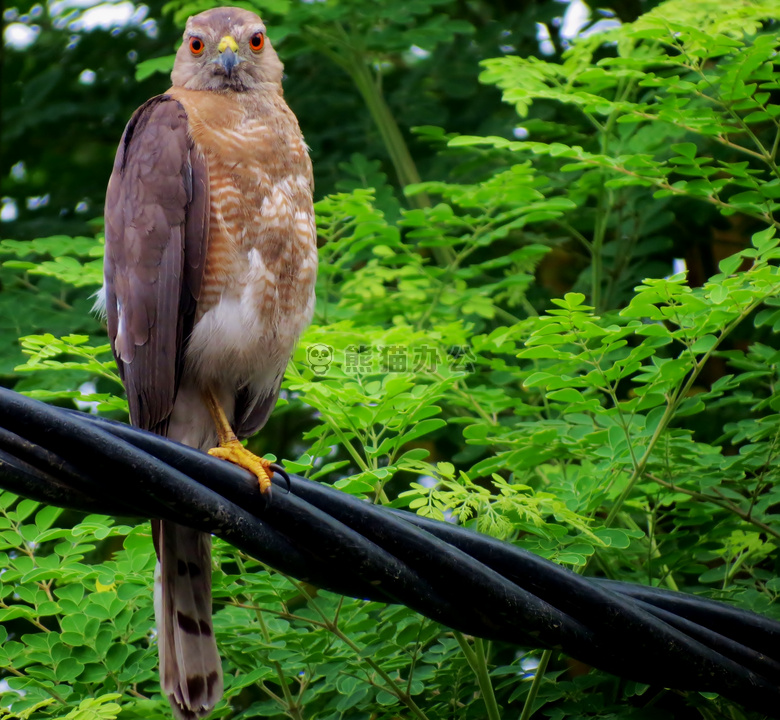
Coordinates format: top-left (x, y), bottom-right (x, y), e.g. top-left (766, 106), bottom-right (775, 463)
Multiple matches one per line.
top-left (167, 87), bottom-right (317, 390)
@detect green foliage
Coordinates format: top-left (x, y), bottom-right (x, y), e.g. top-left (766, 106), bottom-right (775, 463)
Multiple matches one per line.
top-left (454, 0), bottom-right (780, 311)
top-left (2, 0), bottom-right (780, 719)
top-left (14, 334), bottom-right (126, 412)
top-left (52, 695), bottom-right (123, 720)
top-left (1, 1), bottom-right (183, 240)
top-left (0, 237), bottom-right (104, 289)
top-left (0, 236), bottom-right (104, 380)
top-left (0, 497), bottom-right (150, 715)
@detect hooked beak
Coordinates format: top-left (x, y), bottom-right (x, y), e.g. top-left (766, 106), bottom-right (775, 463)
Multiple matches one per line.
top-left (216, 35), bottom-right (240, 77)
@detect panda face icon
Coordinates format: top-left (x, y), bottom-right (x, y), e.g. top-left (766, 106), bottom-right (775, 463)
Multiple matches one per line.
top-left (306, 344), bottom-right (333, 375)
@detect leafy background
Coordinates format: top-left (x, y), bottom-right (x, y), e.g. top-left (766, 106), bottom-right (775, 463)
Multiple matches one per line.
top-left (2, 0), bottom-right (780, 718)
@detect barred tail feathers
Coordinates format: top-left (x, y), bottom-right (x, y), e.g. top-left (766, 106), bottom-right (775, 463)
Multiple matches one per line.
top-left (153, 521), bottom-right (223, 719)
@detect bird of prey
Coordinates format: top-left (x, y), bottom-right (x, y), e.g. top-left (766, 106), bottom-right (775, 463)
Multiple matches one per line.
top-left (102, 7), bottom-right (317, 718)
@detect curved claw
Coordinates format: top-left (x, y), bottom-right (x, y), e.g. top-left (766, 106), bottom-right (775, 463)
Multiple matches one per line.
top-left (270, 462), bottom-right (291, 493)
top-left (207, 439), bottom-right (273, 493)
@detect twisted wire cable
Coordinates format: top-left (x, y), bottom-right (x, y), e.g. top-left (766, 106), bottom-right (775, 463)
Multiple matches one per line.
top-left (0, 388), bottom-right (778, 717)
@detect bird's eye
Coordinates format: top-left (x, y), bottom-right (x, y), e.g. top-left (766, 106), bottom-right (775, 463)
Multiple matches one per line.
top-left (249, 32), bottom-right (264, 53)
top-left (189, 37), bottom-right (204, 55)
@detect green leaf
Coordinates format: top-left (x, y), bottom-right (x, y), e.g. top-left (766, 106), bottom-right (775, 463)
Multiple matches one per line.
top-left (547, 388), bottom-right (586, 403)
top-left (134, 55), bottom-right (175, 81)
top-left (375, 690), bottom-right (399, 706)
top-left (396, 418), bottom-right (447, 446)
top-left (691, 335), bottom-right (718, 353)
top-left (55, 658), bottom-right (84, 682)
top-left (35, 505), bottom-right (63, 532)
top-left (670, 142), bottom-right (697, 159)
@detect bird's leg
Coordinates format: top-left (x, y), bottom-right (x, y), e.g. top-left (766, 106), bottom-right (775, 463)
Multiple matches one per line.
top-left (203, 387), bottom-right (273, 493)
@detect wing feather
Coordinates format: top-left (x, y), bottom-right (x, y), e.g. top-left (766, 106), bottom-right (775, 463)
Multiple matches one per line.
top-left (104, 95), bottom-right (209, 434)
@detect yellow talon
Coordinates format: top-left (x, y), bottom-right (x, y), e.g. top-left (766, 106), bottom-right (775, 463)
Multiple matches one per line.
top-left (208, 439), bottom-right (273, 493)
top-left (203, 388), bottom-right (274, 494)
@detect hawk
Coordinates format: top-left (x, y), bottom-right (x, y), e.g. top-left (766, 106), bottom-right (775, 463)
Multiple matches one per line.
top-left (102, 7), bottom-right (316, 718)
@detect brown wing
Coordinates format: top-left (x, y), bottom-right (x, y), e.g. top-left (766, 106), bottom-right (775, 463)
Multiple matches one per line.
top-left (234, 379), bottom-right (282, 439)
top-left (104, 95), bottom-right (209, 434)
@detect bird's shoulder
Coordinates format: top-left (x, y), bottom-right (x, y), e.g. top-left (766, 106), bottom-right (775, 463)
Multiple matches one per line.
top-left (111, 94), bottom-right (191, 174)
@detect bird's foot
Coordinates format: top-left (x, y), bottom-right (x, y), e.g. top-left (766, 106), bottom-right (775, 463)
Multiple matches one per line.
top-left (208, 440), bottom-right (273, 493)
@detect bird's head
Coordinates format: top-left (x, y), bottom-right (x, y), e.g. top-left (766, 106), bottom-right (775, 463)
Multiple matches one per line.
top-left (171, 7), bottom-right (283, 92)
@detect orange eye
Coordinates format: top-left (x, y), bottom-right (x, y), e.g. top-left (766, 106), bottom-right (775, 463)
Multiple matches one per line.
top-left (189, 37), bottom-right (204, 55)
top-left (249, 32), bottom-right (264, 52)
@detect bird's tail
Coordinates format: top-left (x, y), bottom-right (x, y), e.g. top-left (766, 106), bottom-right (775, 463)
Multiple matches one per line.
top-left (153, 520), bottom-right (224, 719)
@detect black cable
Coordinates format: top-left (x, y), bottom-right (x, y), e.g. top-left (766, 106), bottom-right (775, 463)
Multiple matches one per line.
top-left (0, 388), bottom-right (778, 717)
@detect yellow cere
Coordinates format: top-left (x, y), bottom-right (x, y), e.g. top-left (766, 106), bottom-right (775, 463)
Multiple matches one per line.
top-left (218, 35), bottom-right (239, 53)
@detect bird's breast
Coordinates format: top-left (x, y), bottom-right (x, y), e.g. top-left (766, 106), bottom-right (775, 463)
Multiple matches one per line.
top-left (167, 88), bottom-right (317, 388)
